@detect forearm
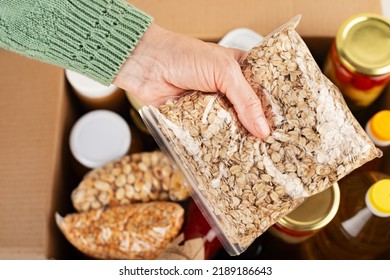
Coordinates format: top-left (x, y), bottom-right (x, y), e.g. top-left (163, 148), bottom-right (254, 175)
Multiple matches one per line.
top-left (0, 0), bottom-right (152, 85)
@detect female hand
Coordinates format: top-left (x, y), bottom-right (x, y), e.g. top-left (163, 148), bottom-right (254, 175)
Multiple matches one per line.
top-left (113, 24), bottom-right (270, 139)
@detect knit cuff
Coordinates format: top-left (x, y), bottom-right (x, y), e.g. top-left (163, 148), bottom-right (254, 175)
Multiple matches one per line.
top-left (48, 0), bottom-right (153, 85)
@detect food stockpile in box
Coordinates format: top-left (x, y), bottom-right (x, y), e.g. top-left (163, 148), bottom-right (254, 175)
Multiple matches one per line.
top-left (49, 15), bottom-right (383, 259)
top-left (140, 16), bottom-right (381, 255)
top-left (1, 0), bottom-right (387, 260)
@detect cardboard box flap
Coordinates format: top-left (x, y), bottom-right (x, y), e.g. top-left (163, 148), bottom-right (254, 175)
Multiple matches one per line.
top-left (130, 0), bottom-right (382, 40)
top-left (0, 51), bottom-right (64, 259)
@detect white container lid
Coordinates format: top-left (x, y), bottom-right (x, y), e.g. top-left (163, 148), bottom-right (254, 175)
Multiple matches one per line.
top-left (65, 69), bottom-right (118, 99)
top-left (218, 28), bottom-right (264, 51)
top-left (70, 110), bottom-right (131, 169)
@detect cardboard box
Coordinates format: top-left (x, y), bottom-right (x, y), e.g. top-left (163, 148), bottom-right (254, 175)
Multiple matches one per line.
top-left (131, 0), bottom-right (382, 40)
top-left (0, 0), bottom-right (386, 259)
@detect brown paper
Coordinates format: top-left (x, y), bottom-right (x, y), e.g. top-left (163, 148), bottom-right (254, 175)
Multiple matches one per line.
top-left (156, 234), bottom-right (205, 260)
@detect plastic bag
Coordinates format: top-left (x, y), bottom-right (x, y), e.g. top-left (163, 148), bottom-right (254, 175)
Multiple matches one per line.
top-left (56, 202), bottom-right (184, 260)
top-left (71, 151), bottom-right (189, 212)
top-left (139, 15), bottom-right (382, 255)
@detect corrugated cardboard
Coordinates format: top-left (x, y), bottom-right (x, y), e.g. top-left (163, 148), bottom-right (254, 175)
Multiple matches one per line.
top-left (0, 52), bottom-right (64, 258)
top-left (131, 0), bottom-right (381, 40)
top-left (0, 0), bottom-right (387, 259)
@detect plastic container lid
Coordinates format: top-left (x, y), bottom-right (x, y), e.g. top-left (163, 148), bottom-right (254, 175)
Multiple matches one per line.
top-left (366, 179), bottom-right (390, 217)
top-left (218, 28), bottom-right (264, 51)
top-left (369, 110), bottom-right (390, 142)
top-left (65, 69), bottom-right (119, 99)
top-left (70, 110), bottom-right (131, 169)
top-left (336, 13), bottom-right (390, 76)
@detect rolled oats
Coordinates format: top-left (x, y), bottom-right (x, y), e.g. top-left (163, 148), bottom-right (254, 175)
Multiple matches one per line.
top-left (56, 202), bottom-right (184, 260)
top-left (71, 151), bottom-right (190, 212)
top-left (139, 16), bottom-right (381, 255)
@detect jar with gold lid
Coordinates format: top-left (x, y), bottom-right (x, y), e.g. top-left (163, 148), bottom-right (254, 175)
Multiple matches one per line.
top-left (268, 183), bottom-right (340, 245)
top-left (323, 13), bottom-right (390, 110)
top-left (257, 184), bottom-right (340, 259)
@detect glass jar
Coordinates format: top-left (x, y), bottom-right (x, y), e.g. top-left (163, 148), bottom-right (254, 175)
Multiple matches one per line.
top-left (268, 183), bottom-right (340, 244)
top-left (255, 184), bottom-right (340, 260)
top-left (323, 13), bottom-right (390, 110)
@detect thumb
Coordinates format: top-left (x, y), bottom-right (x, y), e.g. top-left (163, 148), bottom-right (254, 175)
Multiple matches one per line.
top-left (219, 57), bottom-right (270, 139)
top-left (226, 73), bottom-right (270, 139)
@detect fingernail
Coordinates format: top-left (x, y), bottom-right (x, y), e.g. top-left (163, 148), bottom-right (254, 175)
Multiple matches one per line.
top-left (254, 117), bottom-right (270, 138)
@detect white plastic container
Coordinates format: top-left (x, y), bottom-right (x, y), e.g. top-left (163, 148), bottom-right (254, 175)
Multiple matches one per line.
top-left (65, 70), bottom-right (125, 110)
top-left (69, 110), bottom-right (131, 169)
top-left (218, 28), bottom-right (263, 51)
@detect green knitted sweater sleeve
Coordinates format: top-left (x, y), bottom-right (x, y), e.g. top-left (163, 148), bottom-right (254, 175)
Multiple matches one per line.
top-left (0, 0), bottom-right (153, 85)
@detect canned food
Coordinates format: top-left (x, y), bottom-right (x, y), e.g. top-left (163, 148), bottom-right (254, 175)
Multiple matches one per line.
top-left (268, 183), bottom-right (340, 244)
top-left (323, 13), bottom-right (390, 110)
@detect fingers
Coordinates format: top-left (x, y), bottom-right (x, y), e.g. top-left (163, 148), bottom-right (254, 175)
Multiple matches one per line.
top-left (221, 63), bottom-right (270, 139)
top-left (231, 48), bottom-right (247, 63)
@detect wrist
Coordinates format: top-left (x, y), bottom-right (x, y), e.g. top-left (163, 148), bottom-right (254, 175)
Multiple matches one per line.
top-left (114, 23), bottom-right (180, 104)
top-left (114, 23), bottom-right (164, 91)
